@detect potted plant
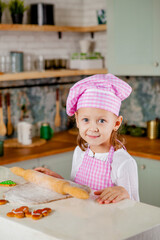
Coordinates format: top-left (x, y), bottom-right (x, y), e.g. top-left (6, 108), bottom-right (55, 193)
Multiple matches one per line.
top-left (8, 0), bottom-right (28, 24)
top-left (0, 1), bottom-right (7, 23)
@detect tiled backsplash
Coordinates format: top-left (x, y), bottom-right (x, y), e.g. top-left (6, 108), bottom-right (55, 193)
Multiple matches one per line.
top-left (120, 76), bottom-right (160, 127)
top-left (1, 75), bottom-right (160, 139)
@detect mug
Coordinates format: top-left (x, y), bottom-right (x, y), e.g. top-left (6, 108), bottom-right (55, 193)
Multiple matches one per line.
top-left (17, 121), bottom-right (32, 145)
top-left (40, 122), bottom-right (54, 140)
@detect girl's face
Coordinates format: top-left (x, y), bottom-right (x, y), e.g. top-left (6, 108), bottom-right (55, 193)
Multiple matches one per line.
top-left (75, 108), bottom-right (122, 153)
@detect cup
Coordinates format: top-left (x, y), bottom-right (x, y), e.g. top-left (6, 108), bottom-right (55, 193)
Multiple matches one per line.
top-left (24, 55), bottom-right (34, 71)
top-left (5, 55), bottom-right (11, 73)
top-left (17, 121), bottom-right (32, 145)
top-left (79, 40), bottom-right (91, 53)
top-left (40, 122), bottom-right (54, 140)
top-left (147, 120), bottom-right (159, 140)
top-left (0, 56), bottom-right (5, 73)
top-left (0, 141), bottom-right (4, 157)
top-left (36, 55), bottom-right (44, 71)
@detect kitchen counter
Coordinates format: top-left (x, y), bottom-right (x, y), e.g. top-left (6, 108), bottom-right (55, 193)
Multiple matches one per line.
top-left (0, 166), bottom-right (160, 240)
top-left (0, 131), bottom-right (160, 165)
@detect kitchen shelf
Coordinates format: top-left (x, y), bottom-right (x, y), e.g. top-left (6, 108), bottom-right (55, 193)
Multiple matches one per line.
top-left (0, 69), bottom-right (108, 82)
top-left (0, 24), bottom-right (106, 38)
top-left (0, 24), bottom-right (106, 33)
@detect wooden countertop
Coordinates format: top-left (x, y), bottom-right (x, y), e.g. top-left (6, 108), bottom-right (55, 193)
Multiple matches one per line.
top-left (0, 131), bottom-right (160, 165)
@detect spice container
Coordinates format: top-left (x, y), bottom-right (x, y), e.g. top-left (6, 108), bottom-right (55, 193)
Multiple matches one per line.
top-left (40, 122), bottom-right (54, 140)
top-left (147, 120), bottom-right (159, 139)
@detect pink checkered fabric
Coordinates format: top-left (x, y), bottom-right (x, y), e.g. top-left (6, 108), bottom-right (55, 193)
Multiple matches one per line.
top-left (74, 146), bottom-right (114, 190)
top-left (66, 73), bottom-right (132, 116)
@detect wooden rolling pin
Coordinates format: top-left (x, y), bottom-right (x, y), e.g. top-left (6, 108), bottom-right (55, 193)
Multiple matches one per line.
top-left (6, 92), bottom-right (13, 136)
top-left (0, 92), bottom-right (7, 136)
top-left (54, 88), bottom-right (61, 127)
top-left (11, 167), bottom-right (89, 199)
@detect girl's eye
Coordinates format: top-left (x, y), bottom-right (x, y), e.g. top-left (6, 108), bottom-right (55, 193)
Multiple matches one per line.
top-left (82, 118), bottom-right (89, 122)
top-left (99, 119), bottom-right (105, 123)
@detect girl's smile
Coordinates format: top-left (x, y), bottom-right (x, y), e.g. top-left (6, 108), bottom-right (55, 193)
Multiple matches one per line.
top-left (86, 134), bottom-right (100, 139)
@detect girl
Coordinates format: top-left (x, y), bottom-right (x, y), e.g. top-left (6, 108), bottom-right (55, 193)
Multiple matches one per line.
top-left (36, 74), bottom-right (139, 204)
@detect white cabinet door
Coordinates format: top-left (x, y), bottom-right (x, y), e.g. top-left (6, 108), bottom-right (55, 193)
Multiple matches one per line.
top-left (134, 156), bottom-right (160, 207)
top-left (38, 151), bottom-right (73, 180)
top-left (4, 158), bottom-right (39, 169)
top-left (106, 0), bottom-right (160, 75)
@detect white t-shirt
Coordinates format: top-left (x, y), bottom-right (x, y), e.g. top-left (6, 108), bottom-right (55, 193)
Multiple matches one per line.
top-left (71, 146), bottom-right (140, 202)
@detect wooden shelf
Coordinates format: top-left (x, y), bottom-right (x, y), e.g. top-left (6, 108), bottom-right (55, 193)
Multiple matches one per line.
top-left (0, 24), bottom-right (106, 32)
top-left (0, 69), bottom-right (108, 82)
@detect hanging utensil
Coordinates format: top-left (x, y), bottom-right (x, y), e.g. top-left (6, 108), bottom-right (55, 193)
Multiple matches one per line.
top-left (54, 88), bottom-right (61, 127)
top-left (6, 92), bottom-right (13, 136)
top-left (0, 92), bottom-right (7, 136)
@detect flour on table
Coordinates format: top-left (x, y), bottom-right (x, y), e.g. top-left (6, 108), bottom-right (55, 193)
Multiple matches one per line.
top-left (4, 182), bottom-right (71, 204)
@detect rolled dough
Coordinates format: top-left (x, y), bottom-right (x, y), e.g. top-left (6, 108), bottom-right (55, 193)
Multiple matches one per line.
top-left (4, 182), bottom-right (71, 204)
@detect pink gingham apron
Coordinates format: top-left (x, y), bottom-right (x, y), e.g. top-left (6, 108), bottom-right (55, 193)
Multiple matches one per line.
top-left (75, 146), bottom-right (115, 190)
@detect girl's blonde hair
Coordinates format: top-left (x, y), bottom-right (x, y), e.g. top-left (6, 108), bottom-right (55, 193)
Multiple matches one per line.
top-left (77, 130), bottom-right (125, 152)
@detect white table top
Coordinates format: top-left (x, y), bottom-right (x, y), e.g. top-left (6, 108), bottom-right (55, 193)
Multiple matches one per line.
top-left (0, 166), bottom-right (160, 240)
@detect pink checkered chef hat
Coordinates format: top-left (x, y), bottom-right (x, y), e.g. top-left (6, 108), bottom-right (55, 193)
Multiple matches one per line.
top-left (66, 74), bottom-right (132, 116)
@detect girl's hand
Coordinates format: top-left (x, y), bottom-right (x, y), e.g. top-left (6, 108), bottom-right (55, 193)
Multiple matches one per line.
top-left (34, 167), bottom-right (64, 179)
top-left (94, 186), bottom-right (130, 204)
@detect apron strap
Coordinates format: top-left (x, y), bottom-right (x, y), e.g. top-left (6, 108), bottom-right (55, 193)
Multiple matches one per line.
top-left (116, 139), bottom-right (127, 151)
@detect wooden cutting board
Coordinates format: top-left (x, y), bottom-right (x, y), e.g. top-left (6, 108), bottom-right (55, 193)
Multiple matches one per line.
top-left (4, 182), bottom-right (72, 204)
top-left (4, 137), bottom-right (46, 148)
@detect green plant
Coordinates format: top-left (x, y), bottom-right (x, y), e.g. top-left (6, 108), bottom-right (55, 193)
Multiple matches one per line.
top-left (8, 0), bottom-right (28, 14)
top-left (0, 1), bottom-right (7, 13)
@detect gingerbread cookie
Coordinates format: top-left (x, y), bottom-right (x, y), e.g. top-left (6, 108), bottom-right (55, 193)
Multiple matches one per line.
top-left (0, 180), bottom-right (16, 187)
top-left (7, 206), bottom-right (29, 218)
top-left (7, 206), bottom-right (52, 220)
top-left (0, 199), bottom-right (8, 205)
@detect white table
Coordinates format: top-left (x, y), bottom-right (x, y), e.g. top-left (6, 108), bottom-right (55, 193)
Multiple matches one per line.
top-left (0, 166), bottom-right (160, 240)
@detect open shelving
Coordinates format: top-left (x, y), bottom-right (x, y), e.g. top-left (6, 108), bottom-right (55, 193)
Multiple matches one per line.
top-left (0, 24), bottom-right (106, 32)
top-left (0, 69), bottom-right (108, 82)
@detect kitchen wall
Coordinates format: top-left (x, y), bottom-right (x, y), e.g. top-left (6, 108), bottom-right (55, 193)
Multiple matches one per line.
top-left (0, 0), bottom-right (160, 139)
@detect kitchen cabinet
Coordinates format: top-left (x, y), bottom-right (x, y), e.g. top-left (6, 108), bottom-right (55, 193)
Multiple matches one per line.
top-left (134, 156), bottom-right (160, 207)
top-left (4, 151), bottom-right (73, 180)
top-left (106, 0), bottom-right (160, 76)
